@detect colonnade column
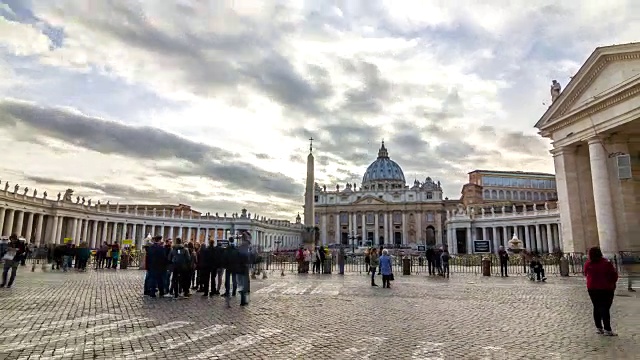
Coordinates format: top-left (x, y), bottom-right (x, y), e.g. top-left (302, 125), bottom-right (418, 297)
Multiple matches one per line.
top-left (101, 222), bottom-right (108, 245)
top-left (34, 214), bottom-right (44, 245)
top-left (91, 221), bottom-right (99, 248)
top-left (4, 209), bottom-right (14, 236)
top-left (55, 217), bottom-right (63, 244)
top-left (534, 225), bottom-right (542, 252)
top-left (15, 211), bottom-right (24, 237)
top-left (0, 207), bottom-right (5, 236)
top-left (70, 218), bottom-right (78, 242)
top-left (25, 212), bottom-right (34, 240)
top-left (588, 137), bottom-right (618, 254)
top-left (50, 215), bottom-right (59, 244)
top-left (374, 213), bottom-right (379, 245)
top-left (82, 220), bottom-right (89, 244)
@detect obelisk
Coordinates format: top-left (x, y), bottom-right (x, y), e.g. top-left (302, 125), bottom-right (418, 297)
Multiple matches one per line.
top-left (303, 137), bottom-right (315, 243)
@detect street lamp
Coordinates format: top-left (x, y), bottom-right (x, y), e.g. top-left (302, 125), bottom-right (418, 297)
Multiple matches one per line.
top-left (348, 231), bottom-right (358, 253)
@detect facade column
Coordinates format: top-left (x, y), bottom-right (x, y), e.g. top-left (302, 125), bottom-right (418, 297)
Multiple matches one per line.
top-left (120, 222), bottom-right (127, 241)
top-left (15, 211), bottom-right (25, 237)
top-left (71, 218), bottom-right (78, 242)
top-left (101, 222), bottom-right (108, 244)
top-left (534, 224), bottom-right (542, 252)
top-left (466, 226), bottom-right (472, 254)
top-left (34, 214), bottom-right (44, 245)
top-left (588, 137), bottom-right (618, 254)
top-left (50, 215), bottom-right (59, 244)
top-left (91, 221), bottom-right (99, 248)
top-left (374, 212), bottom-right (379, 245)
top-left (4, 209), bottom-right (14, 236)
top-left (111, 223), bottom-right (117, 243)
top-left (502, 226), bottom-right (508, 247)
top-left (25, 212), bottom-right (34, 241)
top-left (545, 224), bottom-right (553, 253)
top-left (187, 227), bottom-right (193, 243)
top-left (492, 227), bottom-right (499, 252)
top-left (401, 212), bottom-right (407, 244)
top-left (82, 220), bottom-right (89, 244)
top-left (55, 217), bottom-right (64, 244)
top-left (196, 228), bottom-right (201, 243)
top-left (552, 146), bottom-right (584, 253)
top-left (524, 225), bottom-right (531, 250)
top-left (0, 207), bottom-right (5, 236)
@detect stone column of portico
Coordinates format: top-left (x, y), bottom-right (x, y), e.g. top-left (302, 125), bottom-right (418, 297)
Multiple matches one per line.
top-left (110, 223), bottom-right (117, 243)
top-left (55, 217), bottom-right (64, 244)
top-left (25, 212), bottom-right (34, 241)
top-left (3, 209), bottom-right (14, 236)
top-left (502, 227), bottom-right (508, 247)
top-left (401, 213), bottom-right (407, 244)
top-left (0, 207), bottom-right (5, 236)
top-left (49, 216), bottom-right (59, 244)
top-left (524, 226), bottom-right (531, 250)
top-left (534, 224), bottom-right (542, 252)
top-left (178, 226), bottom-right (183, 239)
top-left (545, 224), bottom-right (553, 253)
top-left (196, 228), bottom-right (201, 243)
top-left (82, 220), bottom-right (89, 244)
top-left (492, 227), bottom-right (499, 252)
top-left (169, 226), bottom-right (174, 240)
top-left (588, 137), bottom-right (618, 255)
top-left (187, 227), bottom-right (193, 242)
top-left (90, 221), bottom-right (98, 248)
top-left (373, 213), bottom-right (379, 245)
top-left (70, 218), bottom-right (78, 242)
top-left (552, 146), bottom-right (585, 253)
top-left (101, 222), bottom-right (107, 245)
top-left (120, 223), bottom-right (126, 241)
top-left (15, 211), bottom-right (24, 237)
top-left (34, 214), bottom-right (44, 245)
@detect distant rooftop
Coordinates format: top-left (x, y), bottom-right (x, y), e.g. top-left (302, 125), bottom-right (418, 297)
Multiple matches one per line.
top-left (469, 169), bottom-right (555, 177)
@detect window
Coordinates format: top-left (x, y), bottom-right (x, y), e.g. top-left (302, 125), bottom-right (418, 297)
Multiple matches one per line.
top-left (483, 190), bottom-right (490, 199)
top-left (366, 212), bottom-right (375, 224)
top-left (426, 192), bottom-right (433, 199)
top-left (393, 211), bottom-right (402, 224)
top-left (340, 212), bottom-right (348, 224)
top-left (533, 192), bottom-right (540, 201)
top-left (498, 190), bottom-right (505, 199)
top-left (426, 212), bottom-right (434, 222)
top-left (491, 190), bottom-right (498, 199)
top-left (506, 191), bottom-right (512, 200)
top-left (314, 195), bottom-right (318, 202)
top-left (526, 191), bottom-right (532, 200)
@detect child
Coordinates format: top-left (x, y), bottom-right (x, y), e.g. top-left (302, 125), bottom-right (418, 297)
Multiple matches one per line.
top-left (530, 255), bottom-right (547, 282)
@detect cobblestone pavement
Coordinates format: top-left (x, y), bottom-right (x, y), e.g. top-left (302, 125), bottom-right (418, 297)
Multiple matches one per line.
top-left (0, 268), bottom-right (638, 359)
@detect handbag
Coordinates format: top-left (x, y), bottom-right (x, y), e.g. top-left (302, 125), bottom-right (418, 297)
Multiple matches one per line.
top-left (2, 250), bottom-right (16, 261)
top-left (389, 273), bottom-right (395, 281)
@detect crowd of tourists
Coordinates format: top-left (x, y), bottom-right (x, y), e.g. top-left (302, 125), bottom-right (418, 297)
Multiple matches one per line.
top-left (143, 231), bottom-right (260, 307)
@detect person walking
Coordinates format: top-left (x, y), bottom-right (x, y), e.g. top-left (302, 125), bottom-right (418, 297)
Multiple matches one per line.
top-left (146, 236), bottom-right (170, 298)
top-left (168, 238), bottom-right (192, 298)
top-left (1, 234), bottom-right (26, 288)
top-left (584, 247), bottom-right (619, 336)
top-left (498, 246), bottom-right (509, 277)
top-left (369, 248), bottom-right (379, 287)
top-left (379, 249), bottom-right (393, 288)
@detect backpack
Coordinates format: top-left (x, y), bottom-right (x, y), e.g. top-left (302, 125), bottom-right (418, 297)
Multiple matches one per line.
top-left (172, 247), bottom-right (190, 270)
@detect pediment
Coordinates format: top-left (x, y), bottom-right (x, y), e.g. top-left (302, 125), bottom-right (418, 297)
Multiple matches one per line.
top-left (536, 43), bottom-right (640, 130)
top-left (352, 195), bottom-right (387, 205)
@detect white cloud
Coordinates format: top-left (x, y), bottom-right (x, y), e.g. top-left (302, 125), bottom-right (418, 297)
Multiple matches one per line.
top-left (0, 16), bottom-right (51, 56)
top-left (0, 0), bottom-right (639, 218)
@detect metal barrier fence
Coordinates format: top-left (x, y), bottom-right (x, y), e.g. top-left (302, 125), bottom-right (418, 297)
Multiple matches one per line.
top-left (258, 251), bottom-right (640, 277)
top-left (26, 251), bottom-right (142, 269)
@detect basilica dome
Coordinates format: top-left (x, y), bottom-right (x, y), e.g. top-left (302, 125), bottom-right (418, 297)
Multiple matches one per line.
top-left (362, 142), bottom-right (406, 186)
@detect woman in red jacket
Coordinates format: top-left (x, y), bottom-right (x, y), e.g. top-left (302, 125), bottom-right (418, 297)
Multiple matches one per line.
top-left (584, 247), bottom-right (619, 336)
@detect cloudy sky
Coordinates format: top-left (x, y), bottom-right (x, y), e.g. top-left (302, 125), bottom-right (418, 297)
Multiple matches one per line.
top-left (1, 1), bottom-right (639, 219)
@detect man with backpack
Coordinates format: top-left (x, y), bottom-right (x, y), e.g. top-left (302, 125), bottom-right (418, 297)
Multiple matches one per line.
top-left (169, 238), bottom-right (192, 298)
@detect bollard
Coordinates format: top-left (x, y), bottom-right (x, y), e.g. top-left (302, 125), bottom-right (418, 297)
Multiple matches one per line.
top-left (481, 257), bottom-right (491, 276)
top-left (402, 256), bottom-right (411, 275)
top-left (559, 256), bottom-right (569, 277)
top-left (262, 271), bottom-right (268, 279)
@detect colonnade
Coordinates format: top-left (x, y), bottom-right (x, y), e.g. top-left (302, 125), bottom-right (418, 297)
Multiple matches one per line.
top-left (447, 222), bottom-right (562, 254)
top-left (0, 206), bottom-right (301, 250)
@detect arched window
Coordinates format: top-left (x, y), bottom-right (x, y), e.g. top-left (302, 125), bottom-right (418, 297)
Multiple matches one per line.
top-left (491, 190), bottom-right (498, 199)
top-left (533, 192), bottom-right (540, 201)
top-left (498, 190), bottom-right (505, 199)
top-left (519, 191), bottom-right (525, 200)
top-left (505, 191), bottom-right (512, 200)
top-left (483, 190), bottom-right (490, 199)
top-left (526, 191), bottom-right (532, 200)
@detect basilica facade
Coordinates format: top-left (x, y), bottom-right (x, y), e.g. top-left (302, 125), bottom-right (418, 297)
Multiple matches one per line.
top-left (312, 142), bottom-right (449, 247)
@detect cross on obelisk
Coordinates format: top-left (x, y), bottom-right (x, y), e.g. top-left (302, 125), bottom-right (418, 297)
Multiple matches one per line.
top-left (309, 136), bottom-right (314, 153)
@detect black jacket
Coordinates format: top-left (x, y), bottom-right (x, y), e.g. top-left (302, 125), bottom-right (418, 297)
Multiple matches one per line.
top-left (146, 243), bottom-right (168, 271)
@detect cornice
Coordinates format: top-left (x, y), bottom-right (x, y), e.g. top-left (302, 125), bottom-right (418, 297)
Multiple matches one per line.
top-left (543, 83), bottom-right (640, 134)
top-left (539, 51), bottom-right (640, 129)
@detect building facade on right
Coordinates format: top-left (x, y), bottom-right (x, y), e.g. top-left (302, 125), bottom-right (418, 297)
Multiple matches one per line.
top-left (535, 42), bottom-right (640, 255)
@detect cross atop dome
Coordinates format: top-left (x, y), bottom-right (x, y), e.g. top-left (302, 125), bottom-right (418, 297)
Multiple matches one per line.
top-left (377, 140), bottom-right (388, 158)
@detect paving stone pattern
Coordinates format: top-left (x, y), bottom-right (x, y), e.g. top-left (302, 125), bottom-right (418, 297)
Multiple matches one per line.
top-left (0, 269), bottom-right (638, 359)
